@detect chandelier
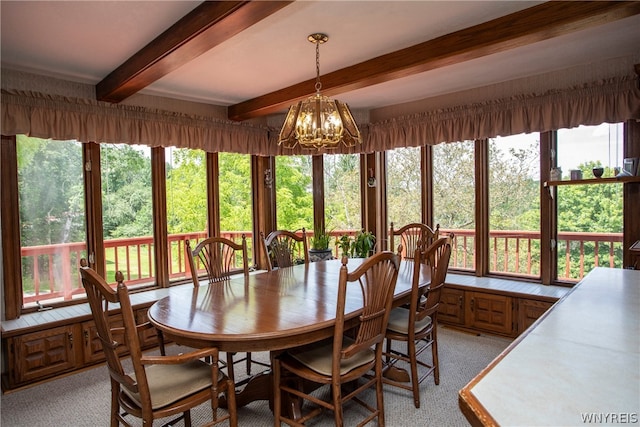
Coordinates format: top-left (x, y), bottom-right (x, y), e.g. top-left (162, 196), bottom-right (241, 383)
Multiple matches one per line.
top-left (278, 33), bottom-right (361, 150)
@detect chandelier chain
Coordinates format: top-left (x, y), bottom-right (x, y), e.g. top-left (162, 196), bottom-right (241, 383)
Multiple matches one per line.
top-left (315, 41), bottom-right (322, 93)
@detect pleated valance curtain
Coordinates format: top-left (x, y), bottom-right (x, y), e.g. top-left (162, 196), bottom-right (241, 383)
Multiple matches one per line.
top-left (364, 76), bottom-right (640, 151)
top-left (2, 75), bottom-right (639, 155)
top-left (0, 90), bottom-right (275, 155)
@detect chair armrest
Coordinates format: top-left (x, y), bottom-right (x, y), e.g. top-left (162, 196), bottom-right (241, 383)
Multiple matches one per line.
top-left (140, 347), bottom-right (219, 366)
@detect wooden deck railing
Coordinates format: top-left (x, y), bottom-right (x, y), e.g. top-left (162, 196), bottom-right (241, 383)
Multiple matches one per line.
top-left (21, 229), bottom-right (623, 306)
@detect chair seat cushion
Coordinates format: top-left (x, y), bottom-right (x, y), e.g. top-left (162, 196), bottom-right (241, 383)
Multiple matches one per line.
top-left (124, 360), bottom-right (218, 410)
top-left (386, 307), bottom-right (432, 334)
top-left (290, 337), bottom-right (374, 376)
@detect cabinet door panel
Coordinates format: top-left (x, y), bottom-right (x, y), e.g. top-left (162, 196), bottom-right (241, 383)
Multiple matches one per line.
top-left (11, 326), bottom-right (78, 384)
top-left (518, 299), bottom-right (553, 333)
top-left (136, 308), bottom-right (160, 348)
top-left (467, 292), bottom-right (514, 335)
top-left (439, 287), bottom-right (465, 325)
top-left (82, 314), bottom-right (127, 364)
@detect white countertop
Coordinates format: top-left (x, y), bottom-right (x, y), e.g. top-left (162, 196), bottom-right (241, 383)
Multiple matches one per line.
top-left (461, 267), bottom-right (640, 426)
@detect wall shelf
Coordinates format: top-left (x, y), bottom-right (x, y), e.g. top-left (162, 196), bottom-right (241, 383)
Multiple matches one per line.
top-left (544, 176), bottom-right (640, 187)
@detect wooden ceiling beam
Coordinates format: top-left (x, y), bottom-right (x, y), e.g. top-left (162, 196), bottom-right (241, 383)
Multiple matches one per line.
top-left (96, 1), bottom-right (292, 103)
top-left (228, 1), bottom-right (640, 121)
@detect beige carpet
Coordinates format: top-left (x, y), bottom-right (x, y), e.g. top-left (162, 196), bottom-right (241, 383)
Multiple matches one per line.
top-left (0, 326), bottom-right (511, 426)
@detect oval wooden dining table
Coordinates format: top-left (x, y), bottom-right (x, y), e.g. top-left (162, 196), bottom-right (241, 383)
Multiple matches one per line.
top-left (147, 257), bottom-right (430, 408)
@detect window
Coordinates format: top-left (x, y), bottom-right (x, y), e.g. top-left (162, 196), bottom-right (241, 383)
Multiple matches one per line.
top-left (219, 152), bottom-right (254, 264)
top-left (433, 141), bottom-right (475, 271)
top-left (275, 155), bottom-right (313, 231)
top-left (17, 136), bottom-right (87, 307)
top-left (324, 153), bottom-right (361, 234)
top-left (165, 147), bottom-right (207, 281)
top-left (488, 133), bottom-right (541, 277)
top-left (101, 143), bottom-right (154, 287)
top-left (386, 147), bottom-right (422, 227)
top-left (556, 123), bottom-right (624, 281)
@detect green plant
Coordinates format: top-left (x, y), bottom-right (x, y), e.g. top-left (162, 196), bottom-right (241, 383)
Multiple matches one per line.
top-left (337, 234), bottom-right (353, 257)
top-left (310, 232), bottom-right (331, 250)
top-left (337, 230), bottom-right (376, 258)
top-left (354, 230), bottom-right (376, 258)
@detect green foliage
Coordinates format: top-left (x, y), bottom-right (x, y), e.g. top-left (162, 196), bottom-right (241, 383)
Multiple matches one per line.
top-left (337, 234), bottom-right (353, 257)
top-left (488, 139), bottom-right (541, 231)
top-left (556, 162), bottom-right (623, 280)
top-left (387, 147), bottom-right (422, 225)
top-left (557, 164), bottom-right (623, 233)
top-left (17, 136), bottom-right (85, 246)
top-left (432, 141), bottom-right (476, 229)
top-left (354, 230), bottom-right (376, 257)
top-left (275, 155), bottom-right (313, 230)
top-left (337, 230), bottom-right (376, 258)
top-left (219, 152), bottom-right (253, 232)
top-left (310, 231), bottom-right (331, 250)
top-left (324, 154), bottom-right (361, 230)
top-left (101, 144), bottom-right (152, 238)
top-left (166, 148), bottom-right (207, 234)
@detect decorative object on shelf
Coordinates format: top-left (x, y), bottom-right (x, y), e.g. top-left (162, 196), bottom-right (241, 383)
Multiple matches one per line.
top-left (619, 157), bottom-right (639, 177)
top-left (550, 167), bottom-right (562, 181)
top-left (592, 167), bottom-right (604, 178)
top-left (570, 169), bottom-right (583, 180)
top-left (278, 33), bottom-right (361, 150)
top-left (309, 226), bottom-right (333, 262)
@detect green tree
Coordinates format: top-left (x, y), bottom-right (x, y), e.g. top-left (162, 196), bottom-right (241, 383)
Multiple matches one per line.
top-left (324, 154), bottom-right (361, 230)
top-left (17, 136), bottom-right (85, 246)
top-left (387, 147), bottom-right (422, 226)
top-left (489, 140), bottom-right (540, 231)
top-left (219, 152), bottom-right (253, 232)
top-left (275, 155), bottom-right (313, 230)
top-left (433, 141), bottom-right (476, 229)
top-left (166, 148), bottom-right (207, 234)
top-left (101, 144), bottom-right (152, 238)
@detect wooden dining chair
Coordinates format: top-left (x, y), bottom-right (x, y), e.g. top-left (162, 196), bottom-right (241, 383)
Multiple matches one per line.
top-left (186, 236), bottom-right (267, 382)
top-left (186, 235), bottom-right (249, 285)
top-left (382, 236), bottom-right (452, 408)
top-left (273, 251), bottom-right (401, 426)
top-left (261, 228), bottom-right (309, 271)
top-left (79, 259), bottom-right (237, 427)
top-left (389, 222), bottom-right (440, 260)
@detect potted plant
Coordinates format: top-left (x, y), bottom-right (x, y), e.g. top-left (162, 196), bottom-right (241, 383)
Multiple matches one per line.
top-left (337, 230), bottom-right (376, 258)
top-left (354, 229), bottom-right (376, 258)
top-left (309, 227), bottom-right (333, 262)
top-left (337, 234), bottom-right (353, 258)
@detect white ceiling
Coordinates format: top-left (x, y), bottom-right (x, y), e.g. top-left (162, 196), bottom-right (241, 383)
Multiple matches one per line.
top-left (2, 1), bottom-right (640, 117)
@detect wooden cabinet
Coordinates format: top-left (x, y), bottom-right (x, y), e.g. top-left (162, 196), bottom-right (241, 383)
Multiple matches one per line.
top-left (439, 287), bottom-right (465, 325)
top-left (82, 308), bottom-right (159, 364)
top-left (136, 308), bottom-right (160, 348)
top-left (517, 299), bottom-right (554, 333)
top-left (2, 306), bottom-right (160, 391)
top-left (466, 292), bottom-right (514, 336)
top-left (5, 325), bottom-right (81, 387)
top-left (439, 284), bottom-right (558, 338)
top-left (82, 314), bottom-right (127, 364)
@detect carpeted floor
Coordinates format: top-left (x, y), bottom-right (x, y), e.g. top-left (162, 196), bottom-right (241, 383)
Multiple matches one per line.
top-left (1, 326), bottom-right (511, 426)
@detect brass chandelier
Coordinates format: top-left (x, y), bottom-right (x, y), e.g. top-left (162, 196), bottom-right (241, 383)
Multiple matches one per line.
top-left (278, 33), bottom-right (361, 150)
